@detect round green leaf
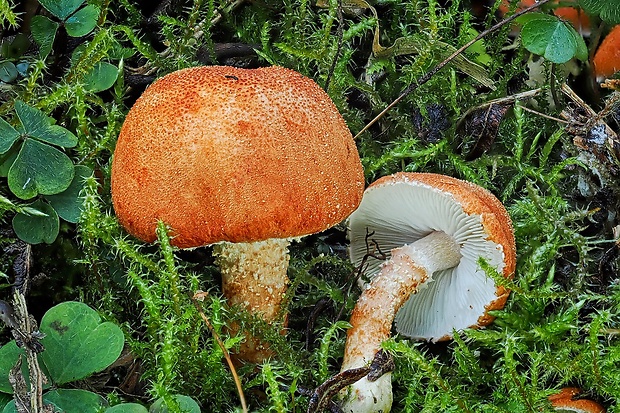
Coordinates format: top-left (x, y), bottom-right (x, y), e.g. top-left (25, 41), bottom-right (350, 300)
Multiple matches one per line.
top-left (149, 396), bottom-right (200, 413)
top-left (14, 101), bottom-right (78, 148)
top-left (107, 404), bottom-right (149, 413)
top-left (38, 0), bottom-right (84, 20)
top-left (65, 5), bottom-right (100, 37)
top-left (521, 15), bottom-right (578, 63)
top-left (3, 34), bottom-right (31, 59)
top-left (0, 117), bottom-right (20, 154)
top-left (0, 341), bottom-right (25, 394)
top-left (30, 15), bottom-right (59, 58)
top-left (12, 199), bottom-right (60, 244)
top-left (39, 301), bottom-right (124, 385)
top-left (0, 62), bottom-right (17, 83)
top-left (83, 62), bottom-right (118, 92)
top-left (0, 145), bottom-right (19, 177)
top-left (580, 0), bottom-right (620, 25)
top-left (46, 165), bottom-right (92, 223)
top-left (44, 389), bottom-right (107, 413)
top-left (8, 139), bottom-right (75, 199)
top-left (0, 393), bottom-right (10, 411)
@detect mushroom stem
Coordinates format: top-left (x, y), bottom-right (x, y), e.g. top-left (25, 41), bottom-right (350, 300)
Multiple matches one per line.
top-left (340, 230), bottom-right (461, 413)
top-left (214, 238), bottom-right (290, 363)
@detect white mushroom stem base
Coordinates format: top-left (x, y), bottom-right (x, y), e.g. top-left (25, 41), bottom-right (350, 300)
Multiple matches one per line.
top-left (340, 231), bottom-right (461, 413)
top-left (213, 238), bottom-right (290, 363)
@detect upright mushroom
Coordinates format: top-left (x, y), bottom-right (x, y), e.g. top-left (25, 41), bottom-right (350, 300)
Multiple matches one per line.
top-left (111, 65), bottom-right (364, 363)
top-left (341, 172), bottom-right (516, 412)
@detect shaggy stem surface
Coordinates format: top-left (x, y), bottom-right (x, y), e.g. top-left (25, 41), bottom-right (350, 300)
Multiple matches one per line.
top-left (341, 231), bottom-right (461, 412)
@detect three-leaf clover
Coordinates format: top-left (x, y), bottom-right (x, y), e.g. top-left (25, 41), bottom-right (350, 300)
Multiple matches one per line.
top-left (0, 101), bottom-right (89, 244)
top-left (30, 0), bottom-right (100, 57)
top-left (0, 101), bottom-right (77, 199)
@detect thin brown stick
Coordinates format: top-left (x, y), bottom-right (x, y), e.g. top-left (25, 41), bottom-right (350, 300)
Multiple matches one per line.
top-left (517, 104), bottom-right (569, 124)
top-left (353, 0), bottom-right (553, 139)
top-left (191, 292), bottom-right (248, 413)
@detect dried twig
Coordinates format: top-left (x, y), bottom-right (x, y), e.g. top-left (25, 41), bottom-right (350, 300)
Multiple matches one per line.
top-left (353, 0), bottom-right (553, 139)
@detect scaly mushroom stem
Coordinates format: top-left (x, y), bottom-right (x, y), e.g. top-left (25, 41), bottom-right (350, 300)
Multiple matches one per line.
top-left (340, 231), bottom-right (461, 413)
top-left (214, 238), bottom-right (290, 363)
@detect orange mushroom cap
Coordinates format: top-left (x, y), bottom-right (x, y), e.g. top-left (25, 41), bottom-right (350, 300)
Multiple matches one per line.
top-left (111, 66), bottom-right (365, 248)
top-left (593, 25), bottom-right (620, 81)
top-left (549, 387), bottom-right (606, 413)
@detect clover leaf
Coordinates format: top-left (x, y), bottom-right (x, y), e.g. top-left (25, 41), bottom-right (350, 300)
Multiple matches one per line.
top-left (83, 62), bottom-right (119, 92)
top-left (65, 5), bottom-right (100, 37)
top-left (12, 199), bottom-right (59, 244)
top-left (2, 389), bottom-right (106, 413)
top-left (30, 0), bottom-right (100, 57)
top-left (14, 101), bottom-right (77, 148)
top-left (518, 13), bottom-right (588, 64)
top-left (8, 139), bottom-right (75, 199)
top-left (149, 395), bottom-right (201, 413)
top-left (46, 165), bottom-right (92, 223)
top-left (0, 101), bottom-right (77, 200)
top-left (579, 0), bottom-right (620, 25)
top-left (107, 404), bottom-right (149, 413)
top-left (30, 16), bottom-right (59, 58)
top-left (39, 301), bottom-right (125, 385)
top-left (38, 0), bottom-right (86, 20)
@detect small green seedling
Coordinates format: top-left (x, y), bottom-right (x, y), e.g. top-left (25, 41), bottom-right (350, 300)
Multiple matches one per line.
top-left (30, 0), bottom-right (100, 57)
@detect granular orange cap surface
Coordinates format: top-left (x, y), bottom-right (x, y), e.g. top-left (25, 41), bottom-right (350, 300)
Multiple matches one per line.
top-left (111, 66), bottom-right (365, 248)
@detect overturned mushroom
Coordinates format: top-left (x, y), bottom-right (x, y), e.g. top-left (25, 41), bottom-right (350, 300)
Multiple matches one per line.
top-left (341, 172), bottom-right (516, 412)
top-left (111, 65), bottom-right (364, 363)
top-left (550, 387), bottom-right (606, 413)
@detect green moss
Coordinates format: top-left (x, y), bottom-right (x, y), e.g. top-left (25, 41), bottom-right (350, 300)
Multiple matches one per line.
top-left (0, 0), bottom-right (619, 411)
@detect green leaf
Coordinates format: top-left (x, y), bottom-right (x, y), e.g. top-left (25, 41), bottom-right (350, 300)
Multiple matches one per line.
top-left (8, 139), bottom-right (75, 199)
top-left (0, 341), bottom-right (25, 394)
top-left (44, 389), bottom-right (107, 413)
top-left (38, 0), bottom-right (85, 20)
top-left (14, 101), bottom-right (77, 148)
top-left (30, 15), bottom-right (59, 58)
top-left (3, 389), bottom-right (107, 413)
top-left (579, 0), bottom-right (620, 25)
top-left (65, 5), bottom-right (100, 37)
top-left (46, 165), bottom-right (92, 223)
top-left (0, 61), bottom-right (17, 83)
top-left (12, 199), bottom-right (59, 244)
top-left (107, 404), bottom-right (149, 413)
top-left (83, 62), bottom-right (118, 92)
top-left (39, 301), bottom-right (124, 385)
top-left (520, 14), bottom-right (584, 63)
top-left (149, 396), bottom-right (201, 413)
top-left (0, 394), bottom-right (10, 411)
top-left (0, 145), bottom-right (19, 177)
top-left (2, 34), bottom-right (31, 59)
top-left (0, 117), bottom-right (20, 154)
